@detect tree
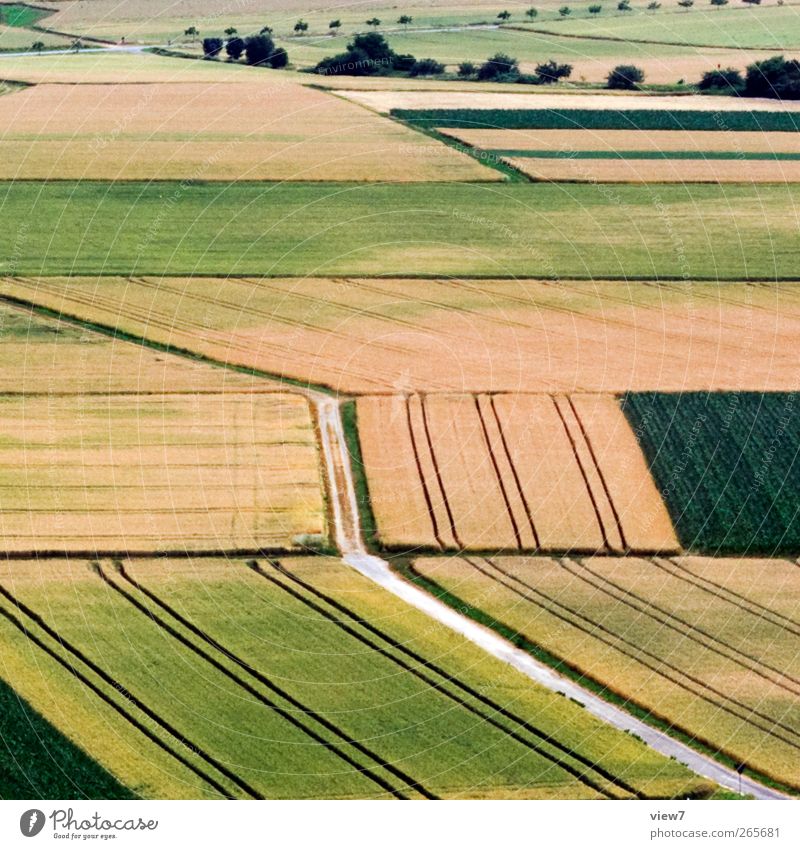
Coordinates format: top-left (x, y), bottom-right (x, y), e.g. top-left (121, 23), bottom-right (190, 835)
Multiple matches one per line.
top-left (184, 26), bottom-right (199, 41)
top-left (745, 54), bottom-right (800, 99)
top-left (294, 20), bottom-right (309, 33)
top-left (710, 0), bottom-right (728, 6)
top-left (536, 59), bottom-right (572, 82)
top-left (617, 0), bottom-right (631, 9)
top-left (398, 15), bottom-right (413, 28)
top-left (411, 58), bottom-right (445, 76)
top-left (31, 40), bottom-right (45, 51)
top-left (559, 5), bottom-right (572, 15)
top-left (525, 7), bottom-right (538, 19)
top-left (742, 0), bottom-right (762, 5)
top-left (202, 37), bottom-right (223, 58)
top-left (313, 32), bottom-right (397, 76)
top-left (365, 18), bottom-right (382, 28)
top-left (458, 61), bottom-right (477, 77)
top-left (329, 20), bottom-right (342, 32)
top-left (260, 25), bottom-right (273, 35)
top-left (224, 26), bottom-right (238, 37)
top-left (607, 63), bottom-right (644, 89)
top-left (678, 0), bottom-right (694, 8)
top-left (225, 36), bottom-right (245, 60)
top-left (589, 4), bottom-right (602, 12)
top-left (244, 33), bottom-right (276, 65)
top-left (269, 46), bottom-right (289, 68)
top-left (698, 67), bottom-right (744, 92)
top-left (497, 10), bottom-right (512, 20)
top-left (477, 52), bottom-right (520, 80)
top-left (647, 1), bottom-right (661, 8)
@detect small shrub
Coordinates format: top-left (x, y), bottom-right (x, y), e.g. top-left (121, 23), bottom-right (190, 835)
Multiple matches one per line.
top-left (559, 5), bottom-right (572, 15)
top-left (411, 57), bottom-right (445, 76)
top-left (607, 64), bottom-right (644, 89)
top-left (698, 67), bottom-right (744, 93)
top-left (477, 52), bottom-right (520, 80)
top-left (535, 59), bottom-right (572, 83)
top-left (458, 61), bottom-right (477, 77)
top-left (617, 0), bottom-right (632, 9)
top-left (589, 4), bottom-right (603, 13)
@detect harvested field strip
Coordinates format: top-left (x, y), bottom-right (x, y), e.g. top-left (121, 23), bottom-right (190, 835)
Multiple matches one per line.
top-left (568, 395), bottom-right (678, 552)
top-left (100, 564), bottom-right (418, 801)
top-left (440, 128), bottom-right (800, 155)
top-left (397, 109), bottom-right (800, 132)
top-left (410, 394), bottom-right (461, 549)
top-left (622, 392), bottom-right (800, 553)
top-left (0, 676), bottom-right (134, 800)
top-left (465, 557), bottom-right (800, 748)
top-left (264, 561), bottom-right (637, 800)
top-left (565, 559), bottom-right (800, 703)
top-left (656, 557), bottom-right (800, 636)
top-left (355, 396), bottom-right (440, 550)
top-left (553, 396), bottom-right (623, 552)
top-left (422, 394), bottom-right (519, 551)
top-left (506, 156), bottom-right (800, 184)
top-left (0, 591), bottom-right (244, 799)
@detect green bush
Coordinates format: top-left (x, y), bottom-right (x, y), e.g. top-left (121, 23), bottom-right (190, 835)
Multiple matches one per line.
top-left (410, 58), bottom-right (445, 76)
top-left (202, 37), bottom-right (223, 58)
top-left (698, 67), bottom-right (744, 93)
top-left (535, 59), bottom-right (572, 83)
top-left (745, 55), bottom-right (800, 99)
top-left (606, 64), bottom-right (644, 90)
top-left (477, 52), bottom-right (520, 80)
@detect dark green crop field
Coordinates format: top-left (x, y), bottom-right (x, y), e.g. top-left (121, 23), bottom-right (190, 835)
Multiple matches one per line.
top-left (394, 109), bottom-right (800, 133)
top-left (623, 392), bottom-right (800, 553)
top-left (0, 677), bottom-right (134, 800)
top-left (1, 181), bottom-right (799, 279)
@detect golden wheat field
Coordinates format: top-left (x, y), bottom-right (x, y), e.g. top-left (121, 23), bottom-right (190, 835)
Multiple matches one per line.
top-left (411, 554), bottom-right (800, 789)
top-left (4, 276), bottom-right (799, 394)
top-left (0, 392), bottom-right (325, 553)
top-left (0, 81), bottom-right (494, 181)
top-left (507, 156), bottom-right (800, 184)
top-left (357, 393), bottom-right (677, 553)
top-left (443, 128), bottom-right (800, 155)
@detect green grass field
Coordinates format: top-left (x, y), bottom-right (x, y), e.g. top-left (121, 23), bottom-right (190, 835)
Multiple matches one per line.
top-left (0, 557), bottom-right (709, 799)
top-left (0, 4), bottom-right (49, 29)
top-left (623, 392), bottom-right (800, 553)
top-left (533, 5), bottom-right (800, 49)
top-left (0, 181), bottom-right (798, 279)
top-left (408, 554), bottom-right (800, 791)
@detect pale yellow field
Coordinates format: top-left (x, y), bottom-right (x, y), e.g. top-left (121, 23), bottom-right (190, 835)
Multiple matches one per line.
top-left (6, 276), bottom-right (799, 394)
top-left (507, 155), bottom-right (800, 183)
top-left (338, 88), bottom-right (800, 114)
top-left (0, 392), bottom-right (325, 553)
top-left (411, 554), bottom-right (800, 788)
top-left (0, 81), bottom-right (494, 181)
top-left (358, 393), bottom-right (677, 554)
top-left (0, 301), bottom-right (275, 394)
top-left (443, 128), bottom-right (800, 155)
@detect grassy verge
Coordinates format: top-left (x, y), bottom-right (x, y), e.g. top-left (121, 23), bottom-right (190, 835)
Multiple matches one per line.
top-left (393, 557), bottom-right (797, 798)
top-left (491, 150), bottom-right (800, 160)
top-left (340, 400), bottom-right (379, 550)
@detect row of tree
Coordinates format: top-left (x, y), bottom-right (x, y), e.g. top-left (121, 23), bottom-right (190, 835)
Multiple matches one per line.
top-left (700, 55), bottom-right (800, 98)
top-left (202, 33), bottom-right (288, 67)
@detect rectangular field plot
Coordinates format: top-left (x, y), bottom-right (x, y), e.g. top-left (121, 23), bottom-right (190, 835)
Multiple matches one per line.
top-left (0, 393), bottom-right (324, 553)
top-left (623, 392), bottom-right (800, 554)
top-left (506, 156), bottom-right (800, 184)
top-left (357, 393), bottom-right (677, 554)
top-left (0, 557), bottom-right (709, 799)
top-left (444, 128), bottom-right (800, 156)
top-left (410, 554), bottom-right (800, 791)
top-left (6, 277), bottom-right (799, 394)
top-left (0, 81), bottom-right (494, 182)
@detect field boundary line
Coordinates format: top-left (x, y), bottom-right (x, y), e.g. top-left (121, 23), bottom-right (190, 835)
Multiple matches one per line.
top-left (571, 557), bottom-right (800, 695)
top-left (104, 563), bottom-right (415, 801)
top-left (0, 583), bottom-right (259, 798)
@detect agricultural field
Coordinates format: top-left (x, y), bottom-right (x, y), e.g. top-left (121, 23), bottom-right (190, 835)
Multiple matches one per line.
top-left (0, 556), bottom-right (709, 799)
top-left (506, 156), bottom-right (800, 182)
top-left (356, 393), bottom-right (677, 553)
top-left (623, 392), bottom-right (800, 554)
top-left (1, 184), bottom-right (800, 277)
top-left (0, 391), bottom-right (325, 554)
top-left (2, 278), bottom-right (799, 394)
top-left (0, 80), bottom-right (491, 181)
top-left (409, 554), bottom-right (800, 791)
